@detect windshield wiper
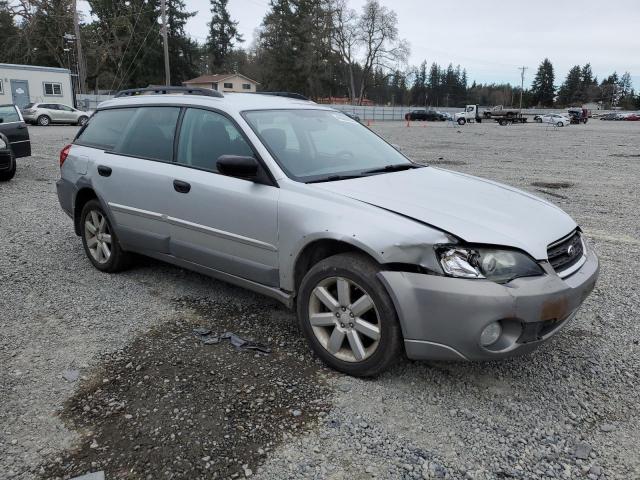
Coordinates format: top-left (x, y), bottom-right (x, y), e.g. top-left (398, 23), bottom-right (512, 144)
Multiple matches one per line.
top-left (306, 174), bottom-right (364, 184)
top-left (361, 163), bottom-right (422, 175)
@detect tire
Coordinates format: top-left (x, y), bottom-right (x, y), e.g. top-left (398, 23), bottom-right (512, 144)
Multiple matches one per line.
top-left (535, 118), bottom-right (542, 123)
top-left (77, 116), bottom-right (89, 126)
top-left (0, 149), bottom-right (16, 182)
top-left (457, 118), bottom-right (466, 125)
top-left (297, 252), bottom-right (403, 377)
top-left (499, 119), bottom-right (507, 126)
top-left (556, 121), bottom-right (563, 127)
top-left (37, 115), bottom-right (51, 126)
top-left (80, 199), bottom-right (131, 273)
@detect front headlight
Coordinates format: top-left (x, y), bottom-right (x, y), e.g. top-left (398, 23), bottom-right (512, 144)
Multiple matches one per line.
top-left (436, 245), bottom-right (544, 283)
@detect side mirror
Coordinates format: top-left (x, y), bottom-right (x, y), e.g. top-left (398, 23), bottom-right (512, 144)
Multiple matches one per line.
top-left (217, 155), bottom-right (259, 179)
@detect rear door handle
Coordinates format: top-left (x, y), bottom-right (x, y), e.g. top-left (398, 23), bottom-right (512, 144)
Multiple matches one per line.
top-left (173, 179), bottom-right (191, 193)
top-left (97, 165), bottom-right (112, 177)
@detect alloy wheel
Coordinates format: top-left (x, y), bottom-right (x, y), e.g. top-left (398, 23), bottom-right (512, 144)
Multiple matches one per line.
top-left (84, 209), bottom-right (112, 264)
top-left (308, 276), bottom-right (381, 362)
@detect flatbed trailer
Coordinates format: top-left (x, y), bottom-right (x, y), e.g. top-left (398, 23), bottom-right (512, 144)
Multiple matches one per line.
top-left (495, 114), bottom-right (528, 125)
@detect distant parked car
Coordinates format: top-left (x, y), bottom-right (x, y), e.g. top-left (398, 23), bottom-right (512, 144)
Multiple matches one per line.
top-left (21, 102), bottom-right (90, 126)
top-left (342, 111), bottom-right (361, 122)
top-left (0, 104), bottom-right (31, 180)
top-left (538, 113), bottom-right (571, 127)
top-left (405, 109), bottom-right (445, 121)
top-left (598, 113), bottom-right (618, 121)
top-left (624, 113), bottom-right (640, 121)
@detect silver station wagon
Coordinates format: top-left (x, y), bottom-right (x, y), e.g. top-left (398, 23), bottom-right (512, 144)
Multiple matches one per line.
top-left (56, 87), bottom-right (599, 377)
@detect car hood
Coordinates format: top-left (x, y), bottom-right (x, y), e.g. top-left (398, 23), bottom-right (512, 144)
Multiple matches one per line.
top-left (313, 167), bottom-right (577, 260)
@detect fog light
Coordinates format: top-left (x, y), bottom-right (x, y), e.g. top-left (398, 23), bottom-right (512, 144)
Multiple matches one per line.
top-left (480, 322), bottom-right (502, 347)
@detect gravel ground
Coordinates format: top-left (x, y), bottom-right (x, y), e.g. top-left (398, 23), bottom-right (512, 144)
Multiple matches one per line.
top-left (0, 120), bottom-right (638, 480)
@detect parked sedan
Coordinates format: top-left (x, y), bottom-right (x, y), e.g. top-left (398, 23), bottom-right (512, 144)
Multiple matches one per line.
top-left (538, 113), bottom-right (571, 127)
top-left (0, 104), bottom-right (31, 180)
top-left (22, 102), bottom-right (90, 126)
top-left (624, 113), bottom-right (640, 121)
top-left (405, 109), bottom-right (445, 121)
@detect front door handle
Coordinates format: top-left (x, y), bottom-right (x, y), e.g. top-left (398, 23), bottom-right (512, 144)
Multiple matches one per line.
top-left (97, 165), bottom-right (112, 177)
top-left (173, 179), bottom-right (191, 193)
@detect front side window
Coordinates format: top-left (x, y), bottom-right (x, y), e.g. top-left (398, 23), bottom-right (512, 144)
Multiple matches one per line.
top-left (44, 82), bottom-right (62, 96)
top-left (244, 109), bottom-right (413, 182)
top-left (223, 82), bottom-right (233, 89)
top-left (0, 105), bottom-right (20, 123)
top-left (176, 108), bottom-right (253, 172)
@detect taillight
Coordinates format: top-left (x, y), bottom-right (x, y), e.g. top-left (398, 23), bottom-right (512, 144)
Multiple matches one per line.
top-left (59, 144), bottom-right (71, 167)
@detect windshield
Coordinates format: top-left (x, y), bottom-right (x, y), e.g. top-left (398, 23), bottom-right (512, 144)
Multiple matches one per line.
top-left (243, 109), bottom-right (413, 182)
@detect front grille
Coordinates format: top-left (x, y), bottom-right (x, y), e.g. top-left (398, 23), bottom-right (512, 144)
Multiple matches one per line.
top-left (547, 231), bottom-right (583, 274)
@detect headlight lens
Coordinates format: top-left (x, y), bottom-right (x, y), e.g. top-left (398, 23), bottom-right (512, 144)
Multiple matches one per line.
top-left (437, 246), bottom-right (543, 282)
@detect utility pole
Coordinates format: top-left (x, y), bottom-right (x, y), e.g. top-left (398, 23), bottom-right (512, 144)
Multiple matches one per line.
top-left (72, 0), bottom-right (85, 94)
top-left (518, 66), bottom-right (527, 111)
top-left (161, 0), bottom-right (171, 86)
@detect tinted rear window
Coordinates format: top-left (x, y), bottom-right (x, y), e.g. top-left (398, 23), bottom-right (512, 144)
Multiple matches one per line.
top-left (0, 105), bottom-right (20, 123)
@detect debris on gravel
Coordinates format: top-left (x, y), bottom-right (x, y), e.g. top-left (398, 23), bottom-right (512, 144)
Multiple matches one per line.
top-left (41, 300), bottom-right (331, 479)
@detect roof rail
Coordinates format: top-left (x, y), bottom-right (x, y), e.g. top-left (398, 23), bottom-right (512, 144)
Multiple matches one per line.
top-left (256, 92), bottom-right (310, 101)
top-left (114, 86), bottom-right (224, 98)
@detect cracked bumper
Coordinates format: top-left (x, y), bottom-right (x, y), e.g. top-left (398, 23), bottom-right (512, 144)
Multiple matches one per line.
top-left (378, 249), bottom-right (599, 361)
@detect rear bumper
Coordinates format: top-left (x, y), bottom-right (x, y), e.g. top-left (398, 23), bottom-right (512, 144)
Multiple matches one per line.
top-left (378, 249), bottom-right (599, 361)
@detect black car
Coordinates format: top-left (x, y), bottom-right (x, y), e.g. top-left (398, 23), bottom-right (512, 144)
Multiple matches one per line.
top-left (0, 104), bottom-right (31, 181)
top-left (405, 109), bottom-right (445, 121)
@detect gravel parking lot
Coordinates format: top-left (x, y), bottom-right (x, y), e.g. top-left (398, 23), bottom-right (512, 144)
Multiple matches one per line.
top-left (1, 120), bottom-right (638, 480)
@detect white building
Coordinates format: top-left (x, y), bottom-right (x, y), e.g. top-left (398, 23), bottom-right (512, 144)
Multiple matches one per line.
top-left (182, 73), bottom-right (259, 93)
top-left (0, 63), bottom-right (74, 109)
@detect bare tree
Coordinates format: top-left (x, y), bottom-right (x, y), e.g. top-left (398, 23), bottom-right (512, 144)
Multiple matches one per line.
top-left (355, 0), bottom-right (408, 105)
top-left (330, 0), bottom-right (409, 105)
top-left (330, 0), bottom-right (358, 102)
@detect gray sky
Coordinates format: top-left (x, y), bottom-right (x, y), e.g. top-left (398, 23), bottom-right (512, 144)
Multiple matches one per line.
top-left (82, 0), bottom-right (640, 88)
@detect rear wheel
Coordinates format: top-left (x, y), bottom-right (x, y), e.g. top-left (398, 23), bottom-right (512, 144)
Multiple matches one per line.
top-left (80, 199), bottom-right (130, 272)
top-left (297, 253), bottom-right (403, 377)
top-left (37, 115), bottom-right (51, 126)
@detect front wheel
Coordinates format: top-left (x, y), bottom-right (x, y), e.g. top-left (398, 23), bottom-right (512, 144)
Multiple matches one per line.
top-left (457, 118), bottom-right (466, 125)
top-left (77, 116), bottom-right (89, 126)
top-left (556, 121), bottom-right (564, 127)
top-left (297, 253), bottom-right (403, 377)
top-left (80, 199), bottom-right (131, 272)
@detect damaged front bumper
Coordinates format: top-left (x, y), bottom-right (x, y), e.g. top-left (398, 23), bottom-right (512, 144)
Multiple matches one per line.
top-left (378, 249), bottom-right (599, 361)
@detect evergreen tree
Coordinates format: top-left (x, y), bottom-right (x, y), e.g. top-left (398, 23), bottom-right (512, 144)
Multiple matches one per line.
top-left (0, 1), bottom-right (20, 63)
top-left (557, 65), bottom-right (582, 106)
top-left (207, 0), bottom-right (243, 71)
top-left (530, 58), bottom-right (555, 107)
top-left (166, 0), bottom-right (198, 84)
